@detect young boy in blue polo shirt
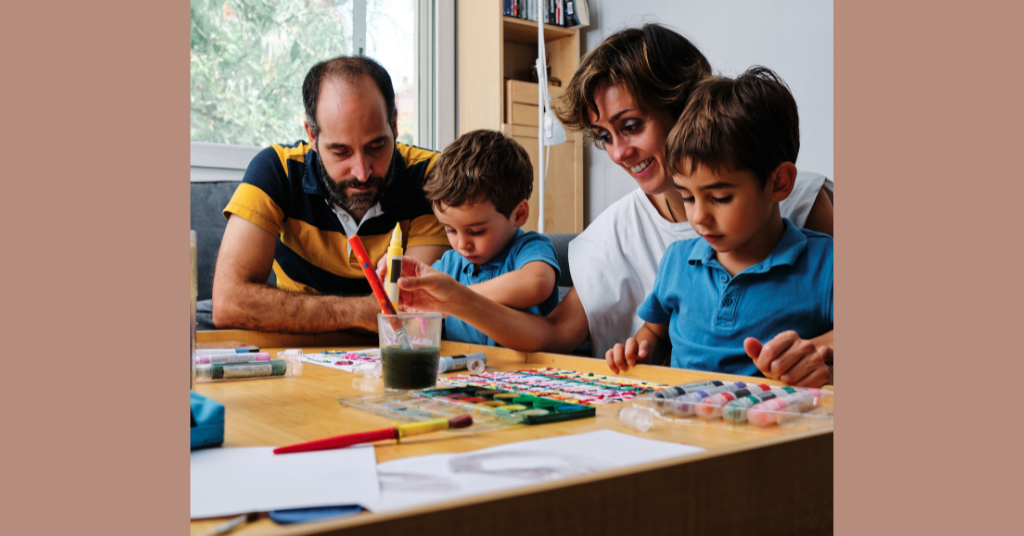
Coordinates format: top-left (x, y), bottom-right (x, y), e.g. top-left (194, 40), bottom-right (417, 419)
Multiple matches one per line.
top-left (421, 129), bottom-right (561, 346)
top-left (605, 67), bottom-right (834, 387)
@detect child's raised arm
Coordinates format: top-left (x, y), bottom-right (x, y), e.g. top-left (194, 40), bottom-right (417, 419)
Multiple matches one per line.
top-left (466, 262), bottom-right (557, 310)
top-left (605, 322), bottom-right (670, 374)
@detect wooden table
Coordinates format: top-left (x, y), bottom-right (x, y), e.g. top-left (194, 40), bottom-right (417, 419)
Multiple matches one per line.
top-left (191, 331), bottom-right (833, 536)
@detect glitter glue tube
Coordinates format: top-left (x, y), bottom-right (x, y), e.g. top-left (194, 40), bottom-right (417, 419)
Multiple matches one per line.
top-left (653, 380), bottom-right (726, 401)
top-left (695, 384), bottom-right (777, 419)
top-left (437, 353), bottom-right (488, 374)
top-left (195, 352), bottom-right (272, 365)
top-left (667, 383), bottom-right (772, 416)
top-left (747, 389), bottom-right (824, 426)
top-left (195, 358), bottom-right (303, 383)
top-left (277, 349), bottom-right (303, 360)
top-left (722, 387), bottom-right (798, 423)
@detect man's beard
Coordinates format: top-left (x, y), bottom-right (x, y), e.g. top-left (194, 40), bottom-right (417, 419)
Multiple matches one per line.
top-left (317, 149), bottom-right (394, 213)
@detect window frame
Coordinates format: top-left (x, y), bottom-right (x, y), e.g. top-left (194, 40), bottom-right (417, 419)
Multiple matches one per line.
top-left (189, 0), bottom-right (453, 182)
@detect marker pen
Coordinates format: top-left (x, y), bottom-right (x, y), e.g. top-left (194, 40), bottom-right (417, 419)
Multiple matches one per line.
top-left (721, 387), bottom-right (798, 423)
top-left (437, 353), bottom-right (487, 374)
top-left (195, 358), bottom-right (303, 383)
top-left (653, 380), bottom-right (726, 400)
top-left (747, 389), bottom-right (824, 426)
top-left (194, 348), bottom-right (258, 356)
top-left (385, 223), bottom-right (403, 310)
top-left (195, 352), bottom-right (272, 365)
top-left (695, 384), bottom-right (776, 419)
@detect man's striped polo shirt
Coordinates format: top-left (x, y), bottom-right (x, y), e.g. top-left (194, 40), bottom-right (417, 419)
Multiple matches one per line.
top-left (223, 140), bottom-right (449, 296)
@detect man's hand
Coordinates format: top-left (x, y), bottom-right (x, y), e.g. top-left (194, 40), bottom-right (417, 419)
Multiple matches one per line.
top-left (605, 338), bottom-right (649, 374)
top-left (393, 256), bottom-right (464, 314)
top-left (745, 331), bottom-right (832, 387)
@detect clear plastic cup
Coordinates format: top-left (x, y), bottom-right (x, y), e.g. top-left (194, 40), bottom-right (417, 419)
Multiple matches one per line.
top-left (378, 313), bottom-right (442, 390)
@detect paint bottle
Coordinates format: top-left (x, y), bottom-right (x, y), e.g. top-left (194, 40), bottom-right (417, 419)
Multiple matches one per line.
top-left (195, 352), bottom-right (273, 365)
top-left (695, 384), bottom-right (777, 419)
top-left (352, 361), bottom-right (382, 379)
top-left (747, 389), bottom-right (824, 426)
top-left (437, 353), bottom-right (488, 374)
top-left (721, 387), bottom-right (798, 423)
top-left (619, 405), bottom-right (655, 432)
top-left (195, 357), bottom-right (303, 383)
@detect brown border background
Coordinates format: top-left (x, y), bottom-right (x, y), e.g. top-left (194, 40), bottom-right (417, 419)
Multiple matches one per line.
top-left (2, 1), bottom-right (1021, 534)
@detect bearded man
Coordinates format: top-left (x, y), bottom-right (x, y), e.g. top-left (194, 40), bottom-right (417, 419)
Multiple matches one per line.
top-left (213, 56), bottom-right (449, 332)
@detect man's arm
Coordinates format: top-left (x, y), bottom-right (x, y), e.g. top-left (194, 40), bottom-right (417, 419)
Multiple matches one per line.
top-left (468, 262), bottom-right (557, 310)
top-left (212, 215), bottom-right (379, 333)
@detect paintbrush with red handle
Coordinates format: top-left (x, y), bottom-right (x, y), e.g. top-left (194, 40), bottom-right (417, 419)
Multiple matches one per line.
top-left (273, 414), bottom-right (474, 454)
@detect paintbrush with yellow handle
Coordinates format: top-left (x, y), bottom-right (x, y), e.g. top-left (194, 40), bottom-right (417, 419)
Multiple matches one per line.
top-left (273, 414), bottom-right (474, 454)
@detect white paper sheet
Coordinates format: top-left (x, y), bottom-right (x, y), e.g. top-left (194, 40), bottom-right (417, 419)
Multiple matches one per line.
top-left (361, 430), bottom-right (705, 513)
top-left (190, 445), bottom-right (379, 519)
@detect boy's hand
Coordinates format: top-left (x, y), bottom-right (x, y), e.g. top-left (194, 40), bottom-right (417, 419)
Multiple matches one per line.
top-left (605, 338), bottom-right (650, 374)
top-left (395, 256), bottom-right (463, 314)
top-left (745, 331), bottom-right (832, 387)
top-left (375, 255), bottom-right (389, 284)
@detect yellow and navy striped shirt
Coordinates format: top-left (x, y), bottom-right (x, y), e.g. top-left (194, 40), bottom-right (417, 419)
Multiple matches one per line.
top-left (223, 140), bottom-right (449, 296)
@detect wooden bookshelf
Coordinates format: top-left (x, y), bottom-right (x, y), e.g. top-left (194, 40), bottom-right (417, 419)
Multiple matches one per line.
top-left (458, 6), bottom-right (585, 233)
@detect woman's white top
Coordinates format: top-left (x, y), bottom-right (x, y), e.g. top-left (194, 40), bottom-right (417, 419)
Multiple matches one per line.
top-left (569, 171), bottom-right (834, 358)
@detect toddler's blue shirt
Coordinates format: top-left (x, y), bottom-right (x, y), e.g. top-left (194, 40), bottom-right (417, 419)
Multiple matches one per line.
top-left (637, 219), bottom-right (833, 376)
top-left (432, 228), bottom-right (561, 346)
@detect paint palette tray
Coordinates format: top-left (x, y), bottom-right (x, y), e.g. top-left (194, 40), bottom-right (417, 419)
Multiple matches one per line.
top-left (338, 385), bottom-right (595, 429)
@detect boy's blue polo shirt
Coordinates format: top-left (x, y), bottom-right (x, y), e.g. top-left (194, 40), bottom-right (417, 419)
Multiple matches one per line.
top-left (638, 219), bottom-right (833, 376)
top-left (432, 228), bottom-right (561, 346)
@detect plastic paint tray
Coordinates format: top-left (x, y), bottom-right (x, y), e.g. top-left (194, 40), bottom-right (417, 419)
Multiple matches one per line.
top-left (634, 386), bottom-right (834, 429)
top-left (338, 385), bottom-right (595, 429)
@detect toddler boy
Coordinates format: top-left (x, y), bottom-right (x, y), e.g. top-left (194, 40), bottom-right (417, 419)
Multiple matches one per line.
top-left (422, 129), bottom-right (560, 346)
top-left (606, 67), bottom-right (834, 387)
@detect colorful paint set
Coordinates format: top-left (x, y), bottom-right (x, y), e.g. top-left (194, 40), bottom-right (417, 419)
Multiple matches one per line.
top-left (439, 368), bottom-right (667, 406)
top-left (635, 381), bottom-right (834, 428)
top-left (339, 384), bottom-right (595, 430)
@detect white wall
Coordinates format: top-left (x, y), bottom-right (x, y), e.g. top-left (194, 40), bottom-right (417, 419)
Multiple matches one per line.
top-left (581, 0), bottom-right (833, 225)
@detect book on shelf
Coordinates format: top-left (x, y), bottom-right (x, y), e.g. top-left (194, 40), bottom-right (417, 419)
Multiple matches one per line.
top-left (503, 0), bottom-right (588, 28)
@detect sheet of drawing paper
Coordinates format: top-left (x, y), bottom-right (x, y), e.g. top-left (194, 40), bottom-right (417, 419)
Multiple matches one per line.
top-left (360, 430), bottom-right (704, 513)
top-left (302, 349), bottom-right (381, 372)
top-left (190, 445), bottom-right (379, 519)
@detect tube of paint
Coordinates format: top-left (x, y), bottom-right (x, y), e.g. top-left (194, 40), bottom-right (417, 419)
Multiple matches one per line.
top-left (195, 357), bottom-right (303, 383)
top-left (195, 352), bottom-right (273, 365)
top-left (619, 405), bottom-right (655, 432)
top-left (747, 389), bottom-right (824, 426)
top-left (721, 387), bottom-right (798, 423)
top-left (352, 361), bottom-right (382, 379)
top-left (694, 384), bottom-right (778, 419)
top-left (437, 353), bottom-right (488, 374)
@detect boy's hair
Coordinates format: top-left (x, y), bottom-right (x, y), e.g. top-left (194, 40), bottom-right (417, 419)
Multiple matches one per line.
top-left (425, 130), bottom-right (533, 217)
top-left (553, 23), bottom-right (712, 147)
top-left (666, 66), bottom-right (800, 189)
